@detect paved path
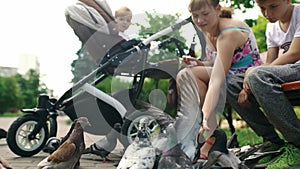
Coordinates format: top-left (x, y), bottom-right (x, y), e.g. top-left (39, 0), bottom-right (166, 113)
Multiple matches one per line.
top-left (0, 116), bottom-right (123, 169)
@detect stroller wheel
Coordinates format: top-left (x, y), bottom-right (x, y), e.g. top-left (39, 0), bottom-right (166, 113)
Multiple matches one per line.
top-left (120, 110), bottom-right (161, 148)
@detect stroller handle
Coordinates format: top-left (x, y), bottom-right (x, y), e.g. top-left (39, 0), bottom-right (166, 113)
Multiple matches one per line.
top-left (142, 16), bottom-right (192, 46)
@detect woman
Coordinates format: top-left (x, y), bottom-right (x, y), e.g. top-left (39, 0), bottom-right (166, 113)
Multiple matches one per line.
top-left (177, 0), bottom-right (262, 160)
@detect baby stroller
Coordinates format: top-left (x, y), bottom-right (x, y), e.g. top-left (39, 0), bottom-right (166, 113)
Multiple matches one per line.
top-left (6, 0), bottom-right (202, 157)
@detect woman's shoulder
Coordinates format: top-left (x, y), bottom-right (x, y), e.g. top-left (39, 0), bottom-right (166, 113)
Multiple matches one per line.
top-left (220, 19), bottom-right (249, 31)
top-left (221, 18), bottom-right (248, 25)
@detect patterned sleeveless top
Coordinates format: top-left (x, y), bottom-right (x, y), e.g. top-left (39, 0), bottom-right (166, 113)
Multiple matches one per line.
top-left (206, 26), bottom-right (263, 75)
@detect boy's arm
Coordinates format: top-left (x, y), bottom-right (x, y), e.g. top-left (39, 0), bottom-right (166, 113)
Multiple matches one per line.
top-left (270, 37), bottom-right (300, 65)
top-left (265, 47), bottom-right (279, 64)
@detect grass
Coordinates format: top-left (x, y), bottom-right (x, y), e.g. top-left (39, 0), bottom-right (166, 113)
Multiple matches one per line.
top-left (223, 127), bottom-right (264, 146)
top-left (0, 112), bottom-right (24, 117)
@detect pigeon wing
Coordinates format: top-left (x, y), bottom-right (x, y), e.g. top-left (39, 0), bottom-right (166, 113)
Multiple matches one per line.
top-left (175, 68), bottom-right (202, 160)
top-left (48, 140), bottom-right (76, 163)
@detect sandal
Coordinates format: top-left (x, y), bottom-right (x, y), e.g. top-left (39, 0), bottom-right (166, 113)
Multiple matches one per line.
top-left (192, 138), bottom-right (215, 163)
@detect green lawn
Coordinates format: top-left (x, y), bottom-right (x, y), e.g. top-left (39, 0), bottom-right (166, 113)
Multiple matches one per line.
top-left (0, 112), bottom-right (24, 117)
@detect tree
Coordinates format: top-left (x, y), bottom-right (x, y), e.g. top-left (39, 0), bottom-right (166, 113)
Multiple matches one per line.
top-left (71, 48), bottom-right (97, 83)
top-left (252, 15), bottom-right (268, 52)
top-left (225, 0), bottom-right (299, 12)
top-left (15, 69), bottom-right (48, 109)
top-left (135, 11), bottom-right (188, 62)
top-left (0, 76), bottom-right (22, 113)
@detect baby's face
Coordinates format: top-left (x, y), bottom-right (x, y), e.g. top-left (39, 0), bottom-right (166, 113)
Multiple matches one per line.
top-left (116, 11), bottom-right (132, 32)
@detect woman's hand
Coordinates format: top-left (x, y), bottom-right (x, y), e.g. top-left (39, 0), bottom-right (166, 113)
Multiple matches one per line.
top-left (199, 119), bottom-right (210, 135)
top-left (182, 55), bottom-right (199, 67)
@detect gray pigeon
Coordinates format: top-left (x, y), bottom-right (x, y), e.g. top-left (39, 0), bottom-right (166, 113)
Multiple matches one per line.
top-left (117, 118), bottom-right (156, 169)
top-left (83, 123), bottom-right (122, 162)
top-left (157, 123), bottom-right (193, 169)
top-left (147, 68), bottom-right (202, 161)
top-left (173, 68), bottom-right (203, 160)
top-left (0, 155), bottom-right (12, 169)
top-left (37, 117), bottom-right (91, 169)
top-left (202, 128), bottom-right (244, 169)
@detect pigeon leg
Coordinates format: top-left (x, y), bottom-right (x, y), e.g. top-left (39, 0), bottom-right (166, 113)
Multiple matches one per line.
top-left (102, 157), bottom-right (115, 163)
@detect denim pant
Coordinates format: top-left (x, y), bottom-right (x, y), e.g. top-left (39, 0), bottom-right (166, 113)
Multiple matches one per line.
top-left (226, 64), bottom-right (300, 147)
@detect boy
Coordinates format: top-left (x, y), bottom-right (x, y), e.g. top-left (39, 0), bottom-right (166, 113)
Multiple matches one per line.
top-left (229, 0), bottom-right (300, 168)
top-left (115, 6), bottom-right (132, 40)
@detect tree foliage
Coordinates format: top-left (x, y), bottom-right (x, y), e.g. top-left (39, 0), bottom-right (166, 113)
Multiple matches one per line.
top-left (225, 0), bottom-right (299, 12)
top-left (0, 69), bottom-right (48, 113)
top-left (0, 76), bottom-right (21, 113)
top-left (135, 11), bottom-right (188, 62)
top-left (251, 15), bottom-right (268, 52)
top-left (71, 48), bottom-right (97, 83)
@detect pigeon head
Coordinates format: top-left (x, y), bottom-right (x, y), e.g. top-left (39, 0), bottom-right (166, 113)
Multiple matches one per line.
top-left (136, 117), bottom-right (151, 141)
top-left (209, 128), bottom-right (228, 154)
top-left (76, 117), bottom-right (91, 129)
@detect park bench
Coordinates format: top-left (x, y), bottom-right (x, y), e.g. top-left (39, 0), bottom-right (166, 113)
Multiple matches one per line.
top-left (281, 80), bottom-right (300, 105)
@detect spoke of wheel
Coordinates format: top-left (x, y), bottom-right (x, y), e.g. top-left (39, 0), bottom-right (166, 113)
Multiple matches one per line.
top-left (150, 124), bottom-right (159, 133)
top-left (130, 132), bottom-right (138, 138)
top-left (20, 137), bottom-right (29, 147)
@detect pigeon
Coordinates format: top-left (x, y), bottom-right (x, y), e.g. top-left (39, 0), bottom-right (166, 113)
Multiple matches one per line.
top-left (83, 123), bottom-right (122, 162)
top-left (0, 155), bottom-right (12, 169)
top-left (157, 123), bottom-right (193, 169)
top-left (173, 68), bottom-right (204, 160)
top-left (202, 128), bottom-right (244, 169)
top-left (0, 129), bottom-right (7, 139)
top-left (117, 118), bottom-right (156, 169)
top-left (145, 68), bottom-right (203, 161)
top-left (37, 117), bottom-right (91, 169)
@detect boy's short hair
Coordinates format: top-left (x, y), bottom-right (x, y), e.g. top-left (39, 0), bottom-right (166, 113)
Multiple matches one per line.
top-left (115, 6), bottom-right (132, 18)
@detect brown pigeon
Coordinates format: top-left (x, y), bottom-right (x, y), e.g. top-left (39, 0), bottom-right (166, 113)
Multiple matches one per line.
top-left (0, 155), bottom-right (12, 169)
top-left (37, 117), bottom-right (91, 169)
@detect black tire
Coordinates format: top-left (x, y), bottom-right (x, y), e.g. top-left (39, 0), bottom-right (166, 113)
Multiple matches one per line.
top-left (7, 114), bottom-right (49, 157)
top-left (119, 110), bottom-right (161, 148)
top-left (48, 116), bottom-right (57, 138)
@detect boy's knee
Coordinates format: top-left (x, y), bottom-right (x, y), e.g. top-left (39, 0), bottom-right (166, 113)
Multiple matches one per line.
top-left (247, 67), bottom-right (267, 90)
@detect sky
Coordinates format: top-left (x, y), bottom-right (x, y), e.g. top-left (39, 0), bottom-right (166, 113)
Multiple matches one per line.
top-left (0, 0), bottom-right (259, 97)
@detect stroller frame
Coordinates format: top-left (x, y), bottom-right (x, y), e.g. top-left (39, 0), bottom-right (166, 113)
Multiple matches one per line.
top-left (6, 16), bottom-right (194, 157)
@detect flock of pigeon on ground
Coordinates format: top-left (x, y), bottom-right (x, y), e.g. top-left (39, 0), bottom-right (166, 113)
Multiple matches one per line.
top-left (0, 70), bottom-right (277, 169)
